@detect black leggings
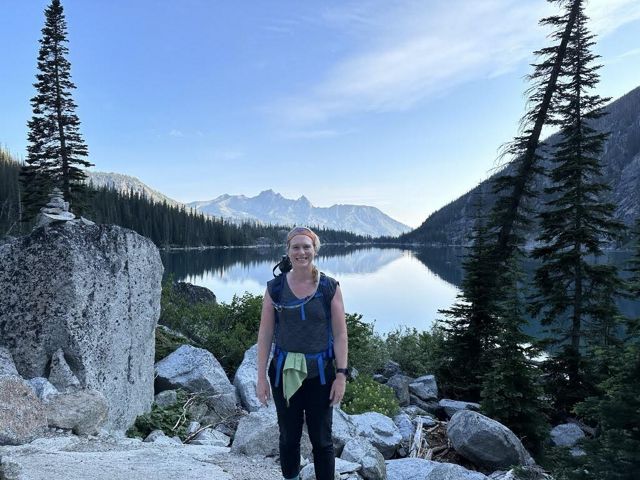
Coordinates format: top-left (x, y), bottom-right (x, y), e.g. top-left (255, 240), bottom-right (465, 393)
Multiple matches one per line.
top-left (268, 360), bottom-right (336, 480)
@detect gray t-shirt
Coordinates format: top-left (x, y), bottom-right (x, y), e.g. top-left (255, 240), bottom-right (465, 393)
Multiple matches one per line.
top-left (268, 273), bottom-right (338, 378)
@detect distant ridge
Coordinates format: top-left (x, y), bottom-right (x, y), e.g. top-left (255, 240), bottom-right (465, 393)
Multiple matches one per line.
top-left (86, 171), bottom-right (181, 207)
top-left (402, 85), bottom-right (640, 245)
top-left (188, 189), bottom-right (411, 237)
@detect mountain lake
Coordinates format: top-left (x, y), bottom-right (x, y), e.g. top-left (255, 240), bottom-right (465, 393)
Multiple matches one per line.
top-left (161, 246), bottom-right (640, 337)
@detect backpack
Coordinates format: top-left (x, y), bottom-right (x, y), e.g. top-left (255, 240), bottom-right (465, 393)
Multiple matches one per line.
top-left (268, 272), bottom-right (337, 386)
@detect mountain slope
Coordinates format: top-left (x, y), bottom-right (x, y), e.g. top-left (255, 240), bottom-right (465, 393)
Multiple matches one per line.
top-left (189, 190), bottom-right (411, 237)
top-left (87, 171), bottom-right (182, 207)
top-left (403, 85), bottom-right (640, 245)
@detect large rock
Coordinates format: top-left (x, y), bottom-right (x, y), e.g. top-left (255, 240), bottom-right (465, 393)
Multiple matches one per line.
top-left (409, 375), bottom-right (438, 401)
top-left (385, 458), bottom-right (437, 479)
top-left (0, 377), bottom-right (48, 445)
top-left (155, 345), bottom-right (236, 415)
top-left (550, 423), bottom-right (585, 448)
top-left (341, 437), bottom-right (386, 480)
top-left (426, 463), bottom-right (488, 479)
top-left (45, 389), bottom-right (109, 435)
top-left (351, 412), bottom-right (403, 459)
top-left (386, 374), bottom-right (414, 407)
top-left (230, 408), bottom-right (312, 458)
top-left (233, 344), bottom-right (274, 413)
top-left (447, 410), bottom-right (534, 470)
top-left (171, 282), bottom-right (216, 305)
top-left (0, 222), bottom-right (163, 433)
top-left (332, 408), bottom-right (357, 455)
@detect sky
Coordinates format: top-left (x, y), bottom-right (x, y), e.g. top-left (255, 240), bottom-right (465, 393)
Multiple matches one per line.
top-left (1, 0), bottom-right (639, 228)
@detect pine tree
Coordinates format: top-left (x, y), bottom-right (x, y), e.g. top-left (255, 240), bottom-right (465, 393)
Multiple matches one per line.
top-left (20, 0), bottom-right (92, 220)
top-left (565, 227), bottom-right (640, 479)
top-left (480, 257), bottom-right (549, 453)
top-left (529, 2), bottom-right (625, 414)
top-left (491, 0), bottom-right (581, 262)
top-left (438, 195), bottom-right (498, 401)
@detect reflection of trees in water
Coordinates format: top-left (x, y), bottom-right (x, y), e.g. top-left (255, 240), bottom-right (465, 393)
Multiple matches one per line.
top-left (160, 247), bottom-right (281, 280)
top-left (410, 247), bottom-right (465, 288)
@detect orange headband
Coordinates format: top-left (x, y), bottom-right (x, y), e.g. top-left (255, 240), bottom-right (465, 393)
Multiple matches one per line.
top-left (287, 228), bottom-right (317, 245)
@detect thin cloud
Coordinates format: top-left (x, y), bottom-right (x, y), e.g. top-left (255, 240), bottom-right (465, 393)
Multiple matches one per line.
top-left (169, 129), bottom-right (184, 137)
top-left (269, 0), bottom-right (640, 126)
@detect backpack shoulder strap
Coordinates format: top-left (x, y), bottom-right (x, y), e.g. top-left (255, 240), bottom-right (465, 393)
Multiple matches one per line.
top-left (267, 274), bottom-right (286, 305)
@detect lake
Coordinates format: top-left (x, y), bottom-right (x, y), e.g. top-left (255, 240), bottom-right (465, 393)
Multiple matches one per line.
top-left (160, 246), bottom-right (640, 337)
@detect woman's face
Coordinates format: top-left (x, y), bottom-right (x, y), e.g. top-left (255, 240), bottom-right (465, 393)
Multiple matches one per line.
top-left (287, 234), bottom-right (315, 269)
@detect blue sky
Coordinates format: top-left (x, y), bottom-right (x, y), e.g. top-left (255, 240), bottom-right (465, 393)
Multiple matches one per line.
top-left (1, 0), bottom-right (639, 227)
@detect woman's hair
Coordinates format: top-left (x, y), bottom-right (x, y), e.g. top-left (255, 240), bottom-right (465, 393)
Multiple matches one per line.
top-left (285, 226), bottom-right (321, 282)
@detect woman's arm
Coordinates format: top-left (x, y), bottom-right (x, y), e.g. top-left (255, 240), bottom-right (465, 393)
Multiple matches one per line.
top-left (256, 288), bottom-right (275, 405)
top-left (330, 284), bottom-right (348, 405)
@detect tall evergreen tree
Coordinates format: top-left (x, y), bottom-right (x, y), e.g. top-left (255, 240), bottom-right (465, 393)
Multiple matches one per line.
top-left (529, 2), bottom-right (625, 414)
top-left (20, 0), bottom-right (92, 220)
top-left (438, 195), bottom-right (498, 401)
top-left (491, 0), bottom-right (581, 262)
top-left (480, 256), bottom-right (549, 453)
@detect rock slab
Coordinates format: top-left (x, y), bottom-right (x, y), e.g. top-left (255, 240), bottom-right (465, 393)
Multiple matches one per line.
top-left (0, 222), bottom-right (163, 433)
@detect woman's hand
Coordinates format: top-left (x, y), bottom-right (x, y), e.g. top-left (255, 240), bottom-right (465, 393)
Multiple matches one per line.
top-left (256, 375), bottom-right (271, 406)
top-left (330, 375), bottom-right (346, 406)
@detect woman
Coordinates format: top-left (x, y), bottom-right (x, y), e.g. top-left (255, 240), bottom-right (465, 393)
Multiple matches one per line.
top-left (256, 226), bottom-right (349, 480)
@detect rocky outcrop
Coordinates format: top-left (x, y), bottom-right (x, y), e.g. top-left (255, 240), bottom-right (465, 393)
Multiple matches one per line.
top-left (0, 435), bottom-right (232, 480)
top-left (447, 410), bottom-right (534, 470)
top-left (332, 407), bottom-right (357, 455)
top-left (0, 221), bottom-right (163, 432)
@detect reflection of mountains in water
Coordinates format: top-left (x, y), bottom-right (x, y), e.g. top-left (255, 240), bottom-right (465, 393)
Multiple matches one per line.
top-left (161, 245), bottom-right (412, 281)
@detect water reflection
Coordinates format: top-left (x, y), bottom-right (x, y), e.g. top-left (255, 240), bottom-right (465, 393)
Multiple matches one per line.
top-left (160, 246), bottom-right (463, 334)
top-left (160, 246), bottom-right (639, 336)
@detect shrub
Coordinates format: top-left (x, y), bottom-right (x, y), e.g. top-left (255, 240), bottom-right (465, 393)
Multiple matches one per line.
top-left (155, 327), bottom-right (196, 362)
top-left (126, 389), bottom-right (194, 441)
top-left (342, 374), bottom-right (400, 417)
top-left (346, 313), bottom-right (389, 375)
top-left (159, 277), bottom-right (262, 375)
top-left (384, 326), bottom-right (446, 378)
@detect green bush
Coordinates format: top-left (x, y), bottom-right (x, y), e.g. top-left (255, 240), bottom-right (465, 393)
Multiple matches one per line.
top-left (126, 390), bottom-right (193, 441)
top-left (384, 326), bottom-right (446, 378)
top-left (346, 313), bottom-right (388, 375)
top-left (159, 278), bottom-right (262, 375)
top-left (155, 327), bottom-right (197, 362)
top-left (342, 374), bottom-right (400, 417)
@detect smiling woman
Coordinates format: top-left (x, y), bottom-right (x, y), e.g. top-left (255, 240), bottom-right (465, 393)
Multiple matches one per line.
top-left (255, 226), bottom-right (349, 480)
